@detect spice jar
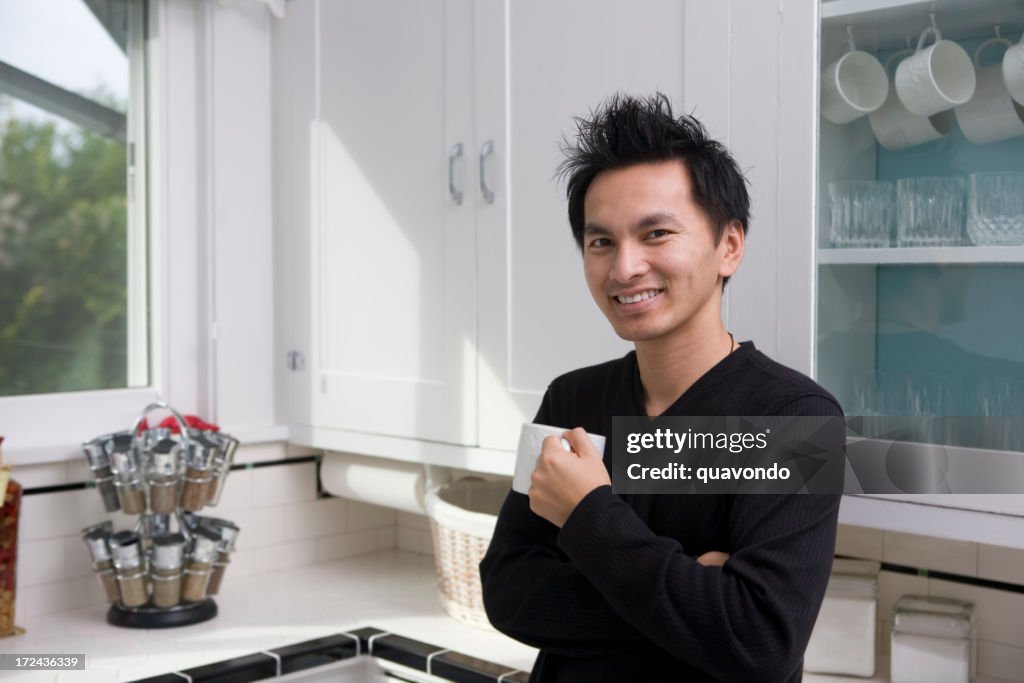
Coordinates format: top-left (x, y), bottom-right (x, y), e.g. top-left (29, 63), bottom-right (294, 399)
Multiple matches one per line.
top-left (146, 440), bottom-right (180, 514)
top-left (181, 527), bottom-right (219, 602)
top-left (891, 594), bottom-right (974, 683)
top-left (82, 436), bottom-right (120, 513)
top-left (110, 440), bottom-right (146, 515)
top-left (81, 523), bottom-right (119, 603)
top-left (203, 519), bottom-right (240, 596)
top-left (150, 533), bottom-right (186, 608)
top-left (803, 559), bottom-right (880, 677)
top-left (206, 433), bottom-right (238, 505)
top-left (180, 435), bottom-right (217, 512)
top-left (110, 531), bottom-right (148, 608)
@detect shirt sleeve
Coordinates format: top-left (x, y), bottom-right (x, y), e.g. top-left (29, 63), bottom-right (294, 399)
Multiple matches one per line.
top-left (478, 387), bottom-right (647, 657)
top-left (554, 395), bottom-right (843, 681)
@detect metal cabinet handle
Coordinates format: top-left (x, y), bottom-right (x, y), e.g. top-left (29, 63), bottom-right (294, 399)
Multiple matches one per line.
top-left (479, 140), bottom-right (495, 204)
top-left (448, 142), bottom-right (463, 205)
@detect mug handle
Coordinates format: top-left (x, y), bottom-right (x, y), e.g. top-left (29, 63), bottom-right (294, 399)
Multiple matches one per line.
top-left (916, 26), bottom-right (941, 52)
top-left (885, 49), bottom-right (915, 76)
top-left (974, 37), bottom-right (1012, 69)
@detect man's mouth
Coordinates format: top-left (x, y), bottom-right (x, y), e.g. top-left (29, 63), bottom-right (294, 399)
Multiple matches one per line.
top-left (614, 289), bottom-right (663, 304)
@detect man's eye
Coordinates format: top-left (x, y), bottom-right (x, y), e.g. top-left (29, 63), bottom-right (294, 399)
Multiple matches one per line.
top-left (645, 229), bottom-right (669, 240)
top-left (589, 238), bottom-right (611, 249)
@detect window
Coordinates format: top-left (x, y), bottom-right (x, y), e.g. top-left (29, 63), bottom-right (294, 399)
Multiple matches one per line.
top-left (0, 0), bottom-right (148, 397)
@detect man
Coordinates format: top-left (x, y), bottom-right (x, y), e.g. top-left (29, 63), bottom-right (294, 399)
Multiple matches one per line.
top-left (479, 94), bottom-right (843, 682)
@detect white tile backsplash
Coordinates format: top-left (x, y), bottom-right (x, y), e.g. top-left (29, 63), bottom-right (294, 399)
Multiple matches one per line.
top-left (978, 543), bottom-right (1024, 585)
top-left (346, 499), bottom-right (397, 532)
top-left (836, 523), bottom-right (884, 560)
top-left (315, 529), bottom-right (378, 562)
top-left (18, 538), bottom-right (66, 587)
top-left (884, 530), bottom-right (979, 577)
top-left (21, 489), bottom-right (107, 541)
top-left (251, 461), bottom-right (317, 506)
top-left (283, 496), bottom-right (347, 540)
top-left (928, 578), bottom-right (1024, 649)
top-left (977, 639), bottom-right (1024, 682)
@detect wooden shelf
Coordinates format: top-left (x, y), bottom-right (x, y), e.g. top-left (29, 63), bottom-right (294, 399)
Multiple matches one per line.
top-left (818, 245), bottom-right (1024, 264)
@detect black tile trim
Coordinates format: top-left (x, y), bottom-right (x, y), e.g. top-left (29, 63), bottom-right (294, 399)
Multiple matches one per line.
top-left (432, 650), bottom-right (521, 683)
top-left (179, 651), bottom-right (278, 682)
top-left (267, 632), bottom-right (359, 675)
top-left (23, 455), bottom-right (321, 496)
top-left (126, 625), bottom-right (532, 683)
top-left (836, 554), bottom-right (1024, 593)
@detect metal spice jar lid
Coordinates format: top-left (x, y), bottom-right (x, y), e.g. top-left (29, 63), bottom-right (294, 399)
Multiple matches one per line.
top-left (190, 526), bottom-right (221, 564)
top-left (81, 527), bottom-right (113, 564)
top-left (109, 530), bottom-right (143, 570)
top-left (82, 437), bottom-right (112, 470)
top-left (151, 533), bottom-right (187, 570)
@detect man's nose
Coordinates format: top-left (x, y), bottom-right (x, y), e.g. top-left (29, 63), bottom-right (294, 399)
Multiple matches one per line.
top-left (610, 242), bottom-right (648, 283)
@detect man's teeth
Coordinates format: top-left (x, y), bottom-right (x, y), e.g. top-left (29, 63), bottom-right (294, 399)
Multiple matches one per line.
top-left (616, 290), bottom-right (661, 304)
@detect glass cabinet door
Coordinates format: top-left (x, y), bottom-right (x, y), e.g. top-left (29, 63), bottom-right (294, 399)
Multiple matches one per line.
top-left (817, 0), bottom-right (1024, 458)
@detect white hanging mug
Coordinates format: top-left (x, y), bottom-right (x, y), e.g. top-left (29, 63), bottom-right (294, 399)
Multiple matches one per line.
top-left (955, 38), bottom-right (1024, 145)
top-left (896, 26), bottom-right (976, 116)
top-left (870, 51), bottom-right (955, 150)
top-left (821, 41), bottom-right (889, 124)
top-left (1004, 32), bottom-right (1024, 105)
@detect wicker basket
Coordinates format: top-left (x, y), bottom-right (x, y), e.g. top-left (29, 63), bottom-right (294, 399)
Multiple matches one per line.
top-left (424, 478), bottom-right (509, 629)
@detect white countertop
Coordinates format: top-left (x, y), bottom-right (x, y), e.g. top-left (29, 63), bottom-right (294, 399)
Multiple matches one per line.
top-left (0, 549), bottom-right (908, 682)
top-left (1, 550), bottom-right (537, 682)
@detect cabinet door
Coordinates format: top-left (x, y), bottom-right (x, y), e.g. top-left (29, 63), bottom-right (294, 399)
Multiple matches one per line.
top-left (476, 0), bottom-right (685, 450)
top-left (311, 0), bottom-right (477, 444)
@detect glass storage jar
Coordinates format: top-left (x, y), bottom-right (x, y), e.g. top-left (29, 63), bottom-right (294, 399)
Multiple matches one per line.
top-left (803, 559), bottom-right (880, 676)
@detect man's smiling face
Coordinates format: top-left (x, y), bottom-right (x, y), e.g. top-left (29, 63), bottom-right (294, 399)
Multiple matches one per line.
top-left (581, 160), bottom-right (741, 346)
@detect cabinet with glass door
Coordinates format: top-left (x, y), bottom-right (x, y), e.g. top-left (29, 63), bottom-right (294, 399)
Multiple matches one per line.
top-left (817, 0), bottom-right (1024, 517)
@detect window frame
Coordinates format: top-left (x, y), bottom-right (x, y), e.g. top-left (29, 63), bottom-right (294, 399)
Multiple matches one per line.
top-left (0, 0), bottom-right (189, 465)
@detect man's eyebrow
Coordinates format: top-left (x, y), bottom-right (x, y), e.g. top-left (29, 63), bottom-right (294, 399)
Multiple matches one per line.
top-left (583, 224), bottom-right (612, 236)
top-left (583, 212), bottom-right (681, 236)
top-left (635, 211), bottom-right (681, 230)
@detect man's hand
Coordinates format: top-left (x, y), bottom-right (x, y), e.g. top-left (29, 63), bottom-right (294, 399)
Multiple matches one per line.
top-left (528, 427), bottom-right (611, 528)
top-left (696, 551), bottom-right (730, 567)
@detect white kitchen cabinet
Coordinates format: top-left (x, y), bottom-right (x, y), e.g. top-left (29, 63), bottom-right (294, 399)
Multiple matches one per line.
top-left (275, 0), bottom-right (683, 456)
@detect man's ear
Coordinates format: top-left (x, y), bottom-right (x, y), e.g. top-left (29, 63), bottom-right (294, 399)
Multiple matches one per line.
top-left (718, 220), bottom-right (745, 279)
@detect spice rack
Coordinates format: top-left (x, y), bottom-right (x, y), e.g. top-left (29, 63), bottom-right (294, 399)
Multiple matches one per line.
top-left (81, 402), bottom-right (240, 629)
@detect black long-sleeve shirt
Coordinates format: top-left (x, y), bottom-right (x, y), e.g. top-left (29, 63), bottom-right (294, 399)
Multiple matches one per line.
top-left (479, 342), bottom-right (843, 682)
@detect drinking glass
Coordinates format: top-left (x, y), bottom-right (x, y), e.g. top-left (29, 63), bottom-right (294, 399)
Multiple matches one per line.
top-left (896, 177), bottom-right (966, 247)
top-left (829, 180), bottom-right (895, 248)
top-left (966, 172), bottom-right (1024, 246)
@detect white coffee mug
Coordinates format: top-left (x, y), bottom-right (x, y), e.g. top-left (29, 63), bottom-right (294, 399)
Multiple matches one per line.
top-left (821, 48), bottom-right (889, 124)
top-left (955, 38), bottom-right (1024, 145)
top-left (1004, 33), bottom-right (1024, 106)
top-left (512, 423), bottom-right (606, 495)
top-left (870, 51), bottom-right (955, 150)
top-left (895, 27), bottom-right (976, 117)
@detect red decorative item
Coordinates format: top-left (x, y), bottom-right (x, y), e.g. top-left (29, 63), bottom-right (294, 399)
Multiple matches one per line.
top-left (0, 436), bottom-right (22, 637)
top-left (137, 415), bottom-right (220, 434)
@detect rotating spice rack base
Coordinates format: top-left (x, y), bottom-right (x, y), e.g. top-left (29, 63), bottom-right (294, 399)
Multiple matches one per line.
top-left (107, 598), bottom-right (217, 629)
top-left (81, 403), bottom-right (240, 629)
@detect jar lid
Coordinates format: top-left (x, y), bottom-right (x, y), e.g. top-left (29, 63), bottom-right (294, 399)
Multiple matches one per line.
top-left (81, 527), bottom-right (112, 563)
top-left (151, 532), bottom-right (187, 569)
top-left (109, 531), bottom-right (143, 568)
top-left (82, 438), bottom-right (111, 469)
top-left (188, 434), bottom-right (219, 468)
top-left (149, 440), bottom-right (180, 476)
top-left (141, 514), bottom-right (172, 537)
top-left (190, 526), bottom-right (221, 562)
top-left (893, 594), bottom-right (973, 638)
